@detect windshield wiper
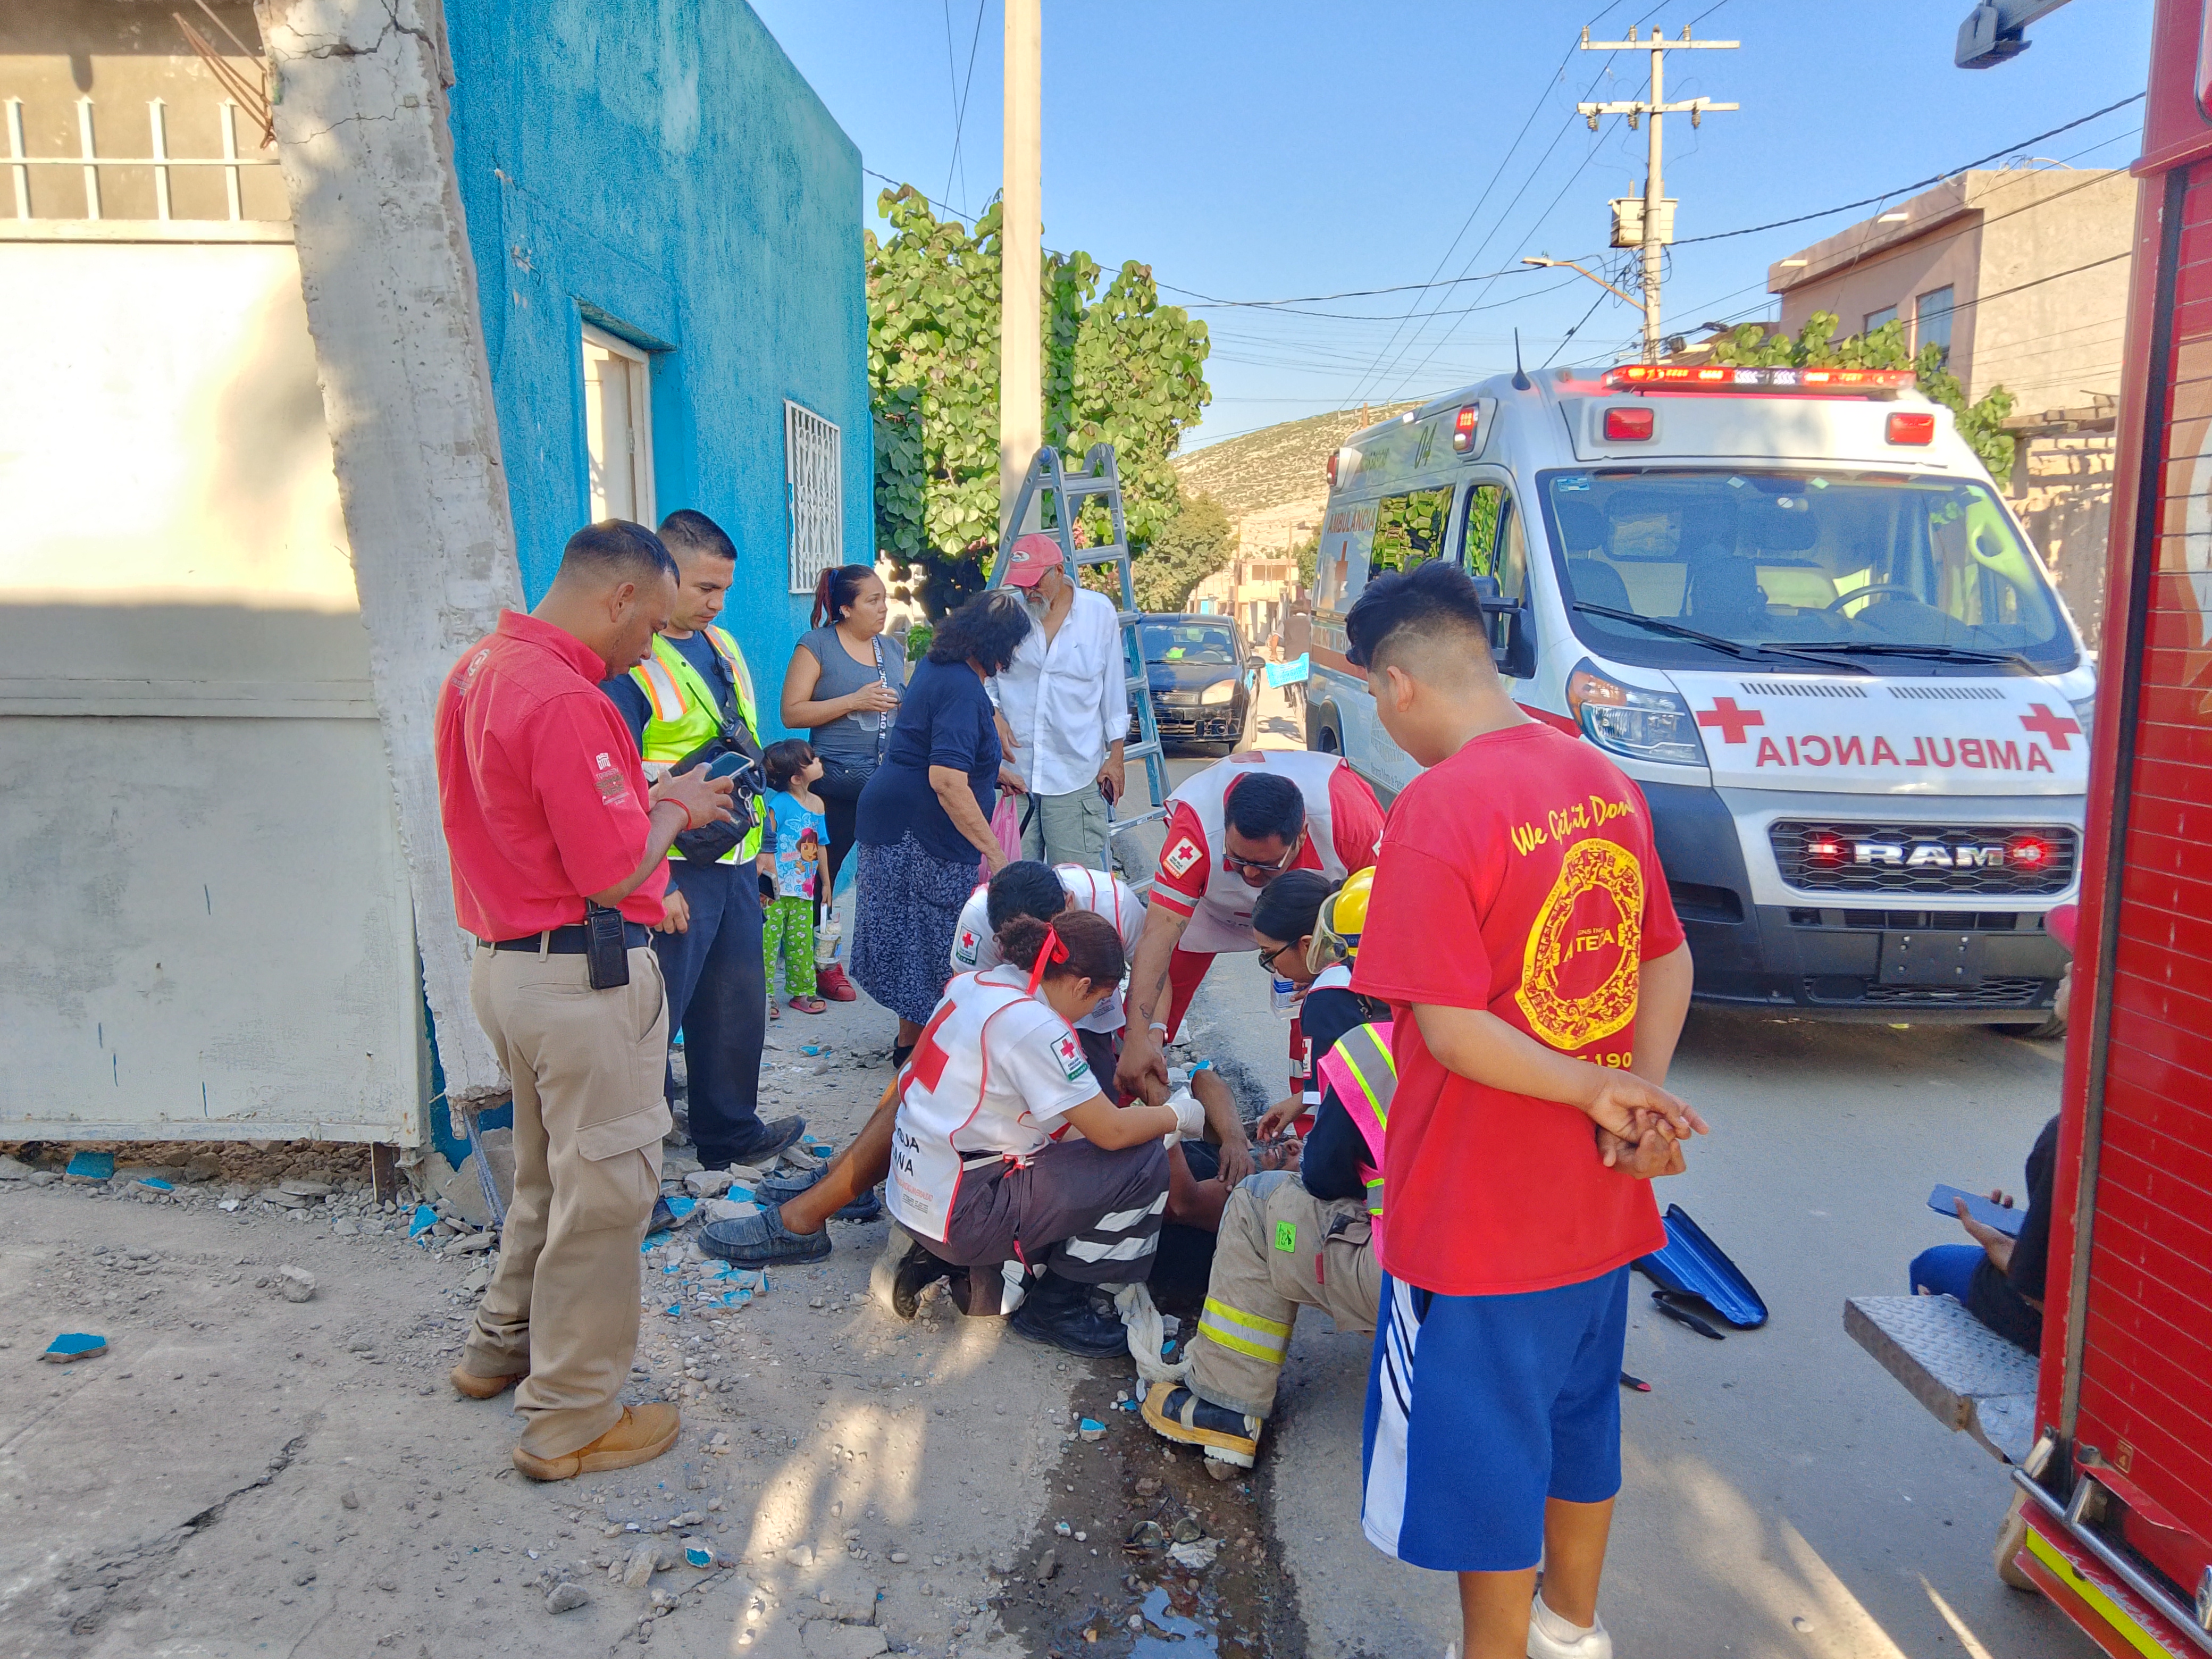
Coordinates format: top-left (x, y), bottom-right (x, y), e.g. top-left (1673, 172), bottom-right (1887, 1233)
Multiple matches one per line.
top-left (1760, 640), bottom-right (2038, 671)
top-left (1572, 604), bottom-right (1864, 674)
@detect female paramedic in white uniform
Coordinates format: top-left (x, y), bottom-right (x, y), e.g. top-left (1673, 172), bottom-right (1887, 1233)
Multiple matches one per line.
top-left (886, 909), bottom-right (1207, 1358)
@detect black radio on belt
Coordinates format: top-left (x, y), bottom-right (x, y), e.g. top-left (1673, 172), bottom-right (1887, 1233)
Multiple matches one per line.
top-left (582, 901), bottom-right (632, 989)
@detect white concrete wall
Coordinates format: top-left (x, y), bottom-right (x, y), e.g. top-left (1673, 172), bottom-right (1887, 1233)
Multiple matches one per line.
top-left (0, 237), bottom-right (424, 1143)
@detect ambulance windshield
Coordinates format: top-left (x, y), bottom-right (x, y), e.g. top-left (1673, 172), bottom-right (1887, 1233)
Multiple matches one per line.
top-left (1540, 469), bottom-right (2076, 676)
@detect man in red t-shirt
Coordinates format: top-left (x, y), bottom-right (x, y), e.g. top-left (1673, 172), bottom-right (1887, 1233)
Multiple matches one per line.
top-left (434, 520), bottom-right (733, 1484)
top-left (1114, 752), bottom-right (1384, 1110)
top-left (1342, 560), bottom-right (1702, 1659)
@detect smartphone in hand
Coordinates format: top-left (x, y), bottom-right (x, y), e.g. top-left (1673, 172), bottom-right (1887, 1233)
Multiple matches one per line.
top-left (1928, 1184), bottom-right (2025, 1238)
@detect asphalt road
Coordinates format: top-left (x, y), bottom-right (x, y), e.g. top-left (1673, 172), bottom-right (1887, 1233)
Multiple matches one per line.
top-left (1130, 692), bottom-right (2097, 1659)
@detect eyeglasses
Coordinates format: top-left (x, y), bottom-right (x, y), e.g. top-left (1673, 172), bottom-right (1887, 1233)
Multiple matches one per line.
top-left (1223, 839), bottom-right (1302, 878)
top-left (1255, 940), bottom-right (1299, 973)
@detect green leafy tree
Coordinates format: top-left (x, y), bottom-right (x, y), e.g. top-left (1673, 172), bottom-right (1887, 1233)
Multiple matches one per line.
top-left (1703, 313), bottom-right (2016, 483)
top-left (867, 187), bottom-right (1211, 614)
top-left (1133, 495), bottom-right (1235, 614)
top-left (1291, 529), bottom-right (1319, 594)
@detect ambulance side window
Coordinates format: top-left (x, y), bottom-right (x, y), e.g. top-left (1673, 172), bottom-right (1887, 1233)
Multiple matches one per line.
top-left (1369, 487), bottom-right (1453, 575)
top-left (1461, 484), bottom-right (1527, 601)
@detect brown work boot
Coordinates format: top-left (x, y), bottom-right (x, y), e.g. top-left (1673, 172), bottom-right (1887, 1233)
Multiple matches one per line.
top-left (450, 1362), bottom-right (525, 1399)
top-left (512, 1405), bottom-right (680, 1482)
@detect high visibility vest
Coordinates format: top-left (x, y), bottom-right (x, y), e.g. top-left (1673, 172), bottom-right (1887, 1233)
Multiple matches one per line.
top-left (1316, 1019), bottom-right (1395, 1245)
top-left (629, 627), bottom-right (763, 864)
top-left (1162, 750), bottom-right (1358, 953)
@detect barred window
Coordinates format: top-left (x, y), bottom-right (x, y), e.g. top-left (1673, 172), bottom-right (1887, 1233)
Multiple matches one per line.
top-left (785, 401), bottom-right (842, 594)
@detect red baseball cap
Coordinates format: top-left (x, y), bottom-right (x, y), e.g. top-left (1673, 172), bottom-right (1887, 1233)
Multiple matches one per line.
top-left (1003, 532), bottom-right (1062, 589)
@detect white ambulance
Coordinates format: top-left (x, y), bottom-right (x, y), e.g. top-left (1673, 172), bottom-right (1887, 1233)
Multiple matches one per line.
top-left (1305, 363), bottom-right (2092, 1030)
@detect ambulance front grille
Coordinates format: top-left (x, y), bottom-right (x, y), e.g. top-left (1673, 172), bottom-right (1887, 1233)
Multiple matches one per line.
top-left (1770, 820), bottom-right (2077, 896)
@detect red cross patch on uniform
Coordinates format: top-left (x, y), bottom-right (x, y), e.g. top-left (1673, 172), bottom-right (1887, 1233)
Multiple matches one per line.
top-left (593, 753), bottom-right (629, 805)
top-left (1162, 837), bottom-right (1203, 878)
top-left (1053, 1032), bottom-right (1090, 1082)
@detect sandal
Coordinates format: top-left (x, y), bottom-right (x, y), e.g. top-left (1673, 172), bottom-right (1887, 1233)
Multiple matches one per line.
top-left (789, 995), bottom-right (827, 1015)
top-left (769, 1000), bottom-right (781, 1021)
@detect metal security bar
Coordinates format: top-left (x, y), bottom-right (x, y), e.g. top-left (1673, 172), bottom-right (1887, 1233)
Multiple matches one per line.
top-left (784, 400), bottom-right (843, 594)
top-left (4, 96), bottom-right (276, 222)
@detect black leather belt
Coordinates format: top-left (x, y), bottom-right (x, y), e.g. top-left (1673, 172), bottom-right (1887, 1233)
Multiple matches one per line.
top-left (485, 921), bottom-right (651, 953)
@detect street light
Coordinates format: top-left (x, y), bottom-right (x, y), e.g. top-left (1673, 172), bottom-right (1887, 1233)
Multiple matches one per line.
top-left (1522, 256), bottom-right (1643, 309)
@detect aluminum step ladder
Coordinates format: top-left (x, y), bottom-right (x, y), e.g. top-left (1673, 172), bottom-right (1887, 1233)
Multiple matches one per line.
top-left (987, 443), bottom-right (1168, 874)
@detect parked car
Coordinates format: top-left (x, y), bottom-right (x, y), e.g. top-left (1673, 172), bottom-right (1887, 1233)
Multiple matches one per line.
top-left (1133, 614), bottom-right (1259, 755)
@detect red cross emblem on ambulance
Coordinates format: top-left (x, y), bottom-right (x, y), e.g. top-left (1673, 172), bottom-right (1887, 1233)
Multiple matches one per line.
top-left (1694, 697), bottom-right (1765, 745)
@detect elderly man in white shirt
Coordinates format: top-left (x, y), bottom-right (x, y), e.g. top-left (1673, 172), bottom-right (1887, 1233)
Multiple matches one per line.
top-left (992, 532), bottom-right (1130, 870)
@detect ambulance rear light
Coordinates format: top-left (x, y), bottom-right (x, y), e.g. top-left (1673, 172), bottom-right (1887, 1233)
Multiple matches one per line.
top-left (1565, 660), bottom-right (1708, 767)
top-left (1452, 404), bottom-right (1480, 453)
top-left (1602, 364), bottom-right (1916, 396)
top-left (1886, 410), bottom-right (1936, 445)
top-left (1326, 450), bottom-right (1339, 487)
top-left (1603, 407), bottom-right (1655, 442)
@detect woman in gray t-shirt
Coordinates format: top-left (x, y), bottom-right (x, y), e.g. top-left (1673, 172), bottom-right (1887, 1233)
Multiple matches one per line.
top-left (779, 566), bottom-right (906, 998)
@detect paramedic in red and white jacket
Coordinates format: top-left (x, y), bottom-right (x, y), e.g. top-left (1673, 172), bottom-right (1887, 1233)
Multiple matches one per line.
top-left (1115, 750), bottom-right (1384, 1101)
top-left (950, 860), bottom-right (1145, 1082)
top-left (886, 910), bottom-right (1205, 1358)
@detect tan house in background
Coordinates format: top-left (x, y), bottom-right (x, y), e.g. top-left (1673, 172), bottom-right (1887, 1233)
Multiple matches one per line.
top-left (1766, 167), bottom-right (2133, 640)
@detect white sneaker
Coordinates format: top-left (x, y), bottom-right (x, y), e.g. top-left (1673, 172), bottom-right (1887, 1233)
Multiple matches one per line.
top-left (1527, 1593), bottom-right (1613, 1659)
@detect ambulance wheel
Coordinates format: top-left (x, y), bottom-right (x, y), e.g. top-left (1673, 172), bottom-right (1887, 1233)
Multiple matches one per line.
top-left (1988, 1012), bottom-right (2065, 1040)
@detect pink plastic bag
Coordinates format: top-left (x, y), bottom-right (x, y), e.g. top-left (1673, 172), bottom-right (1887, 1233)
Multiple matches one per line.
top-left (987, 793), bottom-right (1023, 875)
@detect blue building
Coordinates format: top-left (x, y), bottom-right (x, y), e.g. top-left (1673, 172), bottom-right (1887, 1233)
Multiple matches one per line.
top-left (442, 0), bottom-right (872, 689)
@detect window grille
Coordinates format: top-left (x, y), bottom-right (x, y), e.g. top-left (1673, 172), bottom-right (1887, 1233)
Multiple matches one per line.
top-left (785, 400), bottom-right (842, 594)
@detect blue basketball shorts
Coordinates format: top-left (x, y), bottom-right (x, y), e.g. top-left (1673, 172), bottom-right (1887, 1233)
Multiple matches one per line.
top-left (1361, 1265), bottom-right (1631, 1573)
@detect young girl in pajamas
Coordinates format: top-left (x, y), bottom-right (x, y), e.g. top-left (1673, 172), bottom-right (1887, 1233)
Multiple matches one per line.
top-left (760, 740), bottom-right (829, 1016)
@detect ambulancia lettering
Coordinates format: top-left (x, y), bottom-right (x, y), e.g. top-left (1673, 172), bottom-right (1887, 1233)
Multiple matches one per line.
top-left (1748, 733), bottom-right (2057, 774)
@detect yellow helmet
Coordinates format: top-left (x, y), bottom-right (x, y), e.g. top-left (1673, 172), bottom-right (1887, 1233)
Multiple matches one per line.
top-left (1305, 866), bottom-right (1375, 975)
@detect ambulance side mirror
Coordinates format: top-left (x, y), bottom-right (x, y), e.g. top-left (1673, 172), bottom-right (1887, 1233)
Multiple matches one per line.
top-left (1470, 575), bottom-right (1538, 682)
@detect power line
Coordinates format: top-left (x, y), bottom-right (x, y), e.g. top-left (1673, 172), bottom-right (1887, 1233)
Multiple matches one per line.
top-left (944, 1), bottom-right (987, 211)
top-left (1673, 91), bottom-right (2144, 247)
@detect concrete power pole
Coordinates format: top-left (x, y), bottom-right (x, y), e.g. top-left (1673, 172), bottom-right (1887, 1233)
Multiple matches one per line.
top-left (1577, 26), bottom-right (1738, 363)
top-left (998, 0), bottom-right (1042, 538)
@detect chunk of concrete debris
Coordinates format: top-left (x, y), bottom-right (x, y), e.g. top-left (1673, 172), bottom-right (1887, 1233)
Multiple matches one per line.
top-left (684, 1168), bottom-right (736, 1199)
top-left (810, 1568), bottom-right (881, 1624)
top-left (340, 1489), bottom-right (360, 1510)
top-left (783, 1543), bottom-right (816, 1568)
top-left (0, 1155), bottom-right (33, 1180)
top-left (621, 1543), bottom-right (662, 1588)
top-left (280, 1179), bottom-right (333, 1198)
top-left (546, 1581), bottom-right (591, 1614)
top-left (40, 1333), bottom-right (107, 1363)
top-left (1034, 1547), bottom-right (1059, 1582)
top-left (276, 1265), bottom-right (316, 1303)
top-left (1167, 1539), bottom-right (1220, 1571)
top-left (801, 1626), bottom-right (887, 1659)
top-left (261, 1188), bottom-right (309, 1209)
top-left (447, 1230), bottom-right (497, 1255)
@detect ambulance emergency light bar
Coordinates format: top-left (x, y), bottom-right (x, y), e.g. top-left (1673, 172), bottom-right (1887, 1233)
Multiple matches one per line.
top-left (1603, 365), bottom-right (1917, 394)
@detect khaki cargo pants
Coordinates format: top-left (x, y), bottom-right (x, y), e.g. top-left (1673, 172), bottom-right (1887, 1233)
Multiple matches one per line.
top-left (460, 942), bottom-right (671, 1459)
top-left (1191, 1170), bottom-right (1382, 1420)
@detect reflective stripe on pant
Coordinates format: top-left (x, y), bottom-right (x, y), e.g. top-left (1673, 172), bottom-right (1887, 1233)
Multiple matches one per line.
top-left (939, 1135), bottom-right (1171, 1288)
top-left (1191, 1170), bottom-right (1382, 1421)
top-left (463, 944), bottom-right (671, 1459)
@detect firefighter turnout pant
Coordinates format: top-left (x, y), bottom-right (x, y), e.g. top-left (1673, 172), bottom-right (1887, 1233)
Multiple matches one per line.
top-left (1191, 1170), bottom-right (1382, 1421)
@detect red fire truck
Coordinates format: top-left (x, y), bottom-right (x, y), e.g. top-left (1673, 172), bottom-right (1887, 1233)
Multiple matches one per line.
top-left (2001, 0), bottom-right (2212, 1649)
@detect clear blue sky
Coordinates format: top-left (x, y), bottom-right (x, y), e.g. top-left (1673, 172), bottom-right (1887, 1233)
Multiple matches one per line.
top-left (750, 0), bottom-right (2155, 449)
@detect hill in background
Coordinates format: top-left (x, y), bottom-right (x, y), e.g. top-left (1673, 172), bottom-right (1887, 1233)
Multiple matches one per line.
top-left (1171, 404), bottom-right (1414, 556)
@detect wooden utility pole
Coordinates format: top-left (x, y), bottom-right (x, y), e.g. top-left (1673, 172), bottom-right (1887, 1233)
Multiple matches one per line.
top-left (1577, 26), bottom-right (1738, 362)
top-left (998, 0), bottom-right (1042, 537)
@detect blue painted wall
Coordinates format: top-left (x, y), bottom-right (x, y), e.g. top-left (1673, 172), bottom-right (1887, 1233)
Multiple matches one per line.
top-left (441, 0), bottom-right (869, 729)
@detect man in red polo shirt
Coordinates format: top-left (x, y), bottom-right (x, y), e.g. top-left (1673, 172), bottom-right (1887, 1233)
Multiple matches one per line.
top-left (435, 520), bottom-right (733, 1482)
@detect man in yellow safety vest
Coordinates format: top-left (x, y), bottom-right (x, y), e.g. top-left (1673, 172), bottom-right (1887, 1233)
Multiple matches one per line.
top-left (601, 510), bottom-right (805, 1171)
